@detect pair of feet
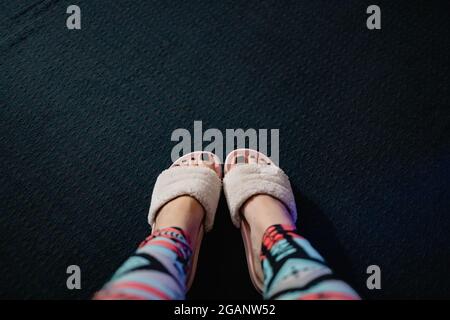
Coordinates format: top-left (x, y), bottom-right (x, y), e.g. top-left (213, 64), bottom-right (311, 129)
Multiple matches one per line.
top-left (154, 154), bottom-right (295, 283)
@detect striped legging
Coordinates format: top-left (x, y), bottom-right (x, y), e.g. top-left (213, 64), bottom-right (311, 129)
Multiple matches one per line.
top-left (94, 224), bottom-right (360, 300)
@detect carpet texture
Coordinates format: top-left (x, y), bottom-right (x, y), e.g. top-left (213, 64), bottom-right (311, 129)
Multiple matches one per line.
top-left (0, 0), bottom-right (449, 299)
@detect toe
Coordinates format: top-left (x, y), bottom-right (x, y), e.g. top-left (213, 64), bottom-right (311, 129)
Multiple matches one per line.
top-left (236, 151), bottom-right (247, 165)
top-left (228, 153), bottom-right (238, 171)
top-left (213, 162), bottom-right (222, 177)
top-left (188, 153), bottom-right (198, 166)
top-left (248, 152), bottom-right (258, 165)
top-left (181, 158), bottom-right (189, 167)
top-left (199, 153), bottom-right (221, 178)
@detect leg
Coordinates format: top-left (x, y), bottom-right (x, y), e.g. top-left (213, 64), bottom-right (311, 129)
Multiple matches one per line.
top-left (243, 195), bottom-right (360, 300)
top-left (94, 196), bottom-right (204, 300)
top-left (94, 153), bottom-right (221, 300)
top-left (94, 228), bottom-right (190, 299)
top-left (260, 224), bottom-right (360, 300)
top-left (94, 152), bottom-right (221, 300)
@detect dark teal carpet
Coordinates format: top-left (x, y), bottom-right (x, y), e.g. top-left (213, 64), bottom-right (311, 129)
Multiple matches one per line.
top-left (0, 0), bottom-right (449, 299)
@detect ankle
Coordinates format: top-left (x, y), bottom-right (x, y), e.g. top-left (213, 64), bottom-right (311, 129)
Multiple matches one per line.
top-left (154, 196), bottom-right (205, 241)
top-left (242, 195), bottom-right (294, 232)
top-left (240, 195), bottom-right (295, 264)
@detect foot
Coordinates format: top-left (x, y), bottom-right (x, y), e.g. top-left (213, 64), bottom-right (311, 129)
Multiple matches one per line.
top-left (228, 152), bottom-right (295, 282)
top-left (153, 154), bottom-right (221, 247)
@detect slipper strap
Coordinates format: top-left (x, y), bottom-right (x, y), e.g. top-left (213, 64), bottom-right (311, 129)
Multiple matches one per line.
top-left (148, 166), bottom-right (221, 232)
top-left (223, 164), bottom-right (297, 228)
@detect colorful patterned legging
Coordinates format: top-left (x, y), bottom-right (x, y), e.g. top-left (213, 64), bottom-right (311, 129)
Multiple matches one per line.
top-left (94, 224), bottom-right (360, 300)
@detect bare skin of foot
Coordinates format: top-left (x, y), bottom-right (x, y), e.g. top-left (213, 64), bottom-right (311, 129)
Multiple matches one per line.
top-left (230, 154), bottom-right (295, 282)
top-left (153, 156), bottom-right (221, 247)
